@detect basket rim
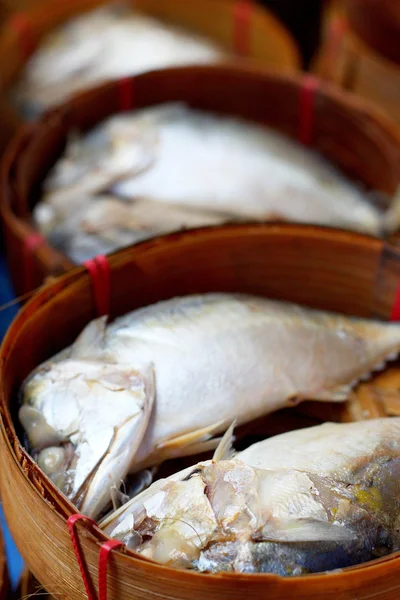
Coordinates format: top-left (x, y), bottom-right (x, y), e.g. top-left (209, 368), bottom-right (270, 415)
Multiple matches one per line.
top-left (3, 221), bottom-right (400, 584)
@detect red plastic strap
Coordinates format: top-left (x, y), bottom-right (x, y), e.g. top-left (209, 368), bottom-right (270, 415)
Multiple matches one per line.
top-left (67, 514), bottom-right (97, 600)
top-left (98, 540), bottom-right (124, 600)
top-left (84, 255), bottom-right (111, 317)
top-left (390, 283), bottom-right (400, 321)
top-left (298, 75), bottom-right (318, 147)
top-left (118, 77), bottom-right (134, 112)
top-left (23, 233), bottom-right (45, 292)
top-left (233, 0), bottom-right (252, 56)
top-left (9, 12), bottom-right (36, 59)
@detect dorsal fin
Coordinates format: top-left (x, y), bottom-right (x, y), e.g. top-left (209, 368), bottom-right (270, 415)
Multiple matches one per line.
top-left (71, 316), bottom-right (108, 357)
top-left (213, 421), bottom-right (236, 462)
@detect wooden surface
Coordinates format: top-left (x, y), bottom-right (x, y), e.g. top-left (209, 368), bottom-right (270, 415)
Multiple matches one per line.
top-left (2, 64), bottom-right (400, 296)
top-left (2, 224), bottom-right (400, 598)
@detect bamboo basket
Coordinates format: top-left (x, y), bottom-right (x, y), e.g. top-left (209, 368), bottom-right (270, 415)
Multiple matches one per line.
top-left (2, 223), bottom-right (400, 599)
top-left (2, 64), bottom-right (400, 297)
top-left (313, 0), bottom-right (400, 124)
top-left (0, 0), bottom-right (300, 153)
top-left (0, 525), bottom-right (8, 600)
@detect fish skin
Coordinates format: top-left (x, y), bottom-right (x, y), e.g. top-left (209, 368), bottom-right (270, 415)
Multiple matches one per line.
top-left (33, 103), bottom-right (385, 264)
top-left (19, 293), bottom-right (400, 519)
top-left (102, 418), bottom-right (400, 575)
top-left (102, 293), bottom-right (400, 469)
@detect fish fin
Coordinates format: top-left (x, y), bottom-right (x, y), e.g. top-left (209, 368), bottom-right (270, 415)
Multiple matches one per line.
top-left (110, 481), bottom-right (129, 512)
top-left (262, 519), bottom-right (356, 543)
top-left (71, 317), bottom-right (108, 357)
top-left (174, 437), bottom-right (222, 458)
top-left (156, 419), bottom-right (228, 454)
top-left (308, 383), bottom-right (354, 403)
top-left (213, 421), bottom-right (236, 462)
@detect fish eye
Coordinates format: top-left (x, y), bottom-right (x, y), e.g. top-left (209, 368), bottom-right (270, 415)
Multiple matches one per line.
top-left (38, 447), bottom-right (66, 475)
top-left (182, 468), bottom-right (202, 482)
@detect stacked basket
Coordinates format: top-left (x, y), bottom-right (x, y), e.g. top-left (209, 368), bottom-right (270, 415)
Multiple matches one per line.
top-left (0, 0), bottom-right (300, 153)
top-left (314, 0), bottom-right (400, 124)
top-left (2, 65), bottom-right (400, 295)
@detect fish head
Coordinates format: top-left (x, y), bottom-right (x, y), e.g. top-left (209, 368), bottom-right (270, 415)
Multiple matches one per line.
top-left (19, 358), bottom-right (155, 519)
top-left (102, 463), bottom-right (218, 568)
top-left (103, 458), bottom-right (267, 568)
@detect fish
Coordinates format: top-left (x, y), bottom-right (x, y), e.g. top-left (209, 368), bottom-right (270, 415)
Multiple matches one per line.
top-left (19, 293), bottom-right (400, 518)
top-left (37, 195), bottom-right (243, 265)
top-left (101, 417), bottom-right (400, 575)
top-left (32, 103), bottom-right (388, 264)
top-left (11, 4), bottom-right (225, 117)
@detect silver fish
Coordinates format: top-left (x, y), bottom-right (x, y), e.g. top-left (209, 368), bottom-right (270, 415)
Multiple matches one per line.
top-left (102, 418), bottom-right (400, 575)
top-left (33, 103), bottom-right (387, 264)
top-left (11, 5), bottom-right (225, 116)
top-left (19, 293), bottom-right (400, 518)
top-left (38, 195), bottom-right (241, 264)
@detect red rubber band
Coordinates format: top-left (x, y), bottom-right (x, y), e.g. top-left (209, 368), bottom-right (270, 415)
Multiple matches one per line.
top-left (298, 75), bottom-right (318, 146)
top-left (9, 12), bottom-right (36, 59)
top-left (84, 255), bottom-right (111, 317)
top-left (98, 540), bottom-right (123, 600)
top-left (67, 514), bottom-right (97, 600)
top-left (233, 0), bottom-right (252, 56)
top-left (23, 233), bottom-right (45, 292)
top-left (390, 282), bottom-right (400, 321)
top-left (118, 77), bottom-right (134, 112)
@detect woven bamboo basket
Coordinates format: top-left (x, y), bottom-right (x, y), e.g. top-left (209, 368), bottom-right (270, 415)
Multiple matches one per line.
top-left (2, 64), bottom-right (400, 297)
top-left (313, 0), bottom-right (400, 124)
top-left (2, 223), bottom-right (400, 599)
top-left (0, 525), bottom-right (8, 600)
top-left (0, 0), bottom-right (300, 152)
